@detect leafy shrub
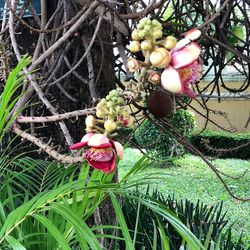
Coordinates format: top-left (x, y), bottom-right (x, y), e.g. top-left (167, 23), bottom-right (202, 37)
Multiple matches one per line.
top-left (121, 190), bottom-right (248, 250)
top-left (134, 109), bottom-right (195, 159)
top-left (117, 127), bottom-right (137, 146)
top-left (191, 131), bottom-right (250, 159)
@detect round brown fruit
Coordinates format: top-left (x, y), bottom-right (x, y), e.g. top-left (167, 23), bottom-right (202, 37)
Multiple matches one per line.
top-left (147, 90), bottom-right (173, 118)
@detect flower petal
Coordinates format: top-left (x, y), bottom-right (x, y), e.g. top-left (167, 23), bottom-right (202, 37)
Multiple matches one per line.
top-left (81, 133), bottom-right (94, 143)
top-left (171, 42), bottom-right (201, 69)
top-left (171, 38), bottom-right (190, 52)
top-left (161, 65), bottom-right (183, 94)
top-left (70, 132), bottom-right (95, 150)
top-left (183, 84), bottom-right (196, 98)
top-left (69, 141), bottom-right (87, 150)
top-left (183, 29), bottom-right (201, 41)
top-left (85, 153), bottom-right (116, 173)
top-left (87, 134), bottom-right (111, 148)
top-left (113, 141), bottom-right (124, 160)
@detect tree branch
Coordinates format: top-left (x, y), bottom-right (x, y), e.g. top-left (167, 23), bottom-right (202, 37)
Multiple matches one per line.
top-left (12, 125), bottom-right (83, 164)
top-left (17, 108), bottom-right (95, 123)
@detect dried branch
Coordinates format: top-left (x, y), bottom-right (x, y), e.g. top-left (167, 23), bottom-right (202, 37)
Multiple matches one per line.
top-left (12, 125), bottom-right (83, 164)
top-left (17, 108), bottom-right (95, 123)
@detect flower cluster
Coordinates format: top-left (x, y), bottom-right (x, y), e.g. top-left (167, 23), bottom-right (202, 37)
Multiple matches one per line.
top-left (95, 89), bottom-right (133, 132)
top-left (127, 18), bottom-right (202, 98)
top-left (70, 90), bottom-right (132, 173)
top-left (70, 18), bottom-right (202, 174)
top-left (128, 18), bottom-right (163, 53)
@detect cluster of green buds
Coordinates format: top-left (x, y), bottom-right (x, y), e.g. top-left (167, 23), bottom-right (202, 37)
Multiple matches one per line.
top-left (127, 17), bottom-right (178, 77)
top-left (128, 18), bottom-right (163, 53)
top-left (85, 89), bottom-right (133, 135)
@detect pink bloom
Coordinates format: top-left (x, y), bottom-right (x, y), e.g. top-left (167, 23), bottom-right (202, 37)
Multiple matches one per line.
top-left (69, 133), bottom-right (124, 174)
top-left (161, 29), bottom-right (202, 98)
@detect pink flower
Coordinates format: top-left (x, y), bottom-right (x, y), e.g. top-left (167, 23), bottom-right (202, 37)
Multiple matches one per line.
top-left (161, 29), bottom-right (202, 98)
top-left (69, 133), bottom-right (124, 174)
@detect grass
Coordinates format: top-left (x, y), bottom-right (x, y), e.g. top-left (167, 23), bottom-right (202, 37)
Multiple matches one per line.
top-left (118, 148), bottom-right (250, 247)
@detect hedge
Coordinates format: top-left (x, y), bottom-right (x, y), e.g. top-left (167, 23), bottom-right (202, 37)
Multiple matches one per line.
top-left (191, 131), bottom-right (250, 159)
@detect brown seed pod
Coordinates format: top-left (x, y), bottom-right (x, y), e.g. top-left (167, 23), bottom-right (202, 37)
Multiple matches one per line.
top-left (147, 90), bottom-right (173, 118)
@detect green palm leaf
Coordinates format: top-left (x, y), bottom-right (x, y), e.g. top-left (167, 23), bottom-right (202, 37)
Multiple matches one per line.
top-left (0, 55), bottom-right (32, 142)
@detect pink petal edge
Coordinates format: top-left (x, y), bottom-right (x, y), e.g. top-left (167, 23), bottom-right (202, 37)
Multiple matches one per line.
top-left (183, 29), bottom-right (201, 41)
top-left (171, 42), bottom-right (201, 69)
top-left (69, 141), bottom-right (87, 150)
top-left (88, 134), bottom-right (110, 147)
top-left (81, 133), bottom-right (94, 143)
top-left (113, 141), bottom-right (124, 160)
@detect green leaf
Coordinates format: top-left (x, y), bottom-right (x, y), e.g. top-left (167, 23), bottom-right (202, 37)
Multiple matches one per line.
top-left (32, 214), bottom-right (71, 250)
top-left (121, 192), bottom-right (205, 250)
top-left (109, 192), bottom-right (134, 250)
top-left (229, 25), bottom-right (244, 45)
top-left (157, 217), bottom-right (170, 250)
top-left (4, 235), bottom-right (27, 250)
top-left (47, 203), bottom-right (101, 250)
top-left (0, 55), bottom-right (32, 142)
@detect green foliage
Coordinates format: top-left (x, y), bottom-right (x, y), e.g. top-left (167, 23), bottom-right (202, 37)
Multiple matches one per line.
top-left (121, 191), bottom-right (247, 250)
top-left (117, 126), bottom-right (137, 146)
top-left (119, 150), bottom-right (250, 247)
top-left (191, 131), bottom-right (250, 159)
top-left (0, 55), bottom-right (31, 142)
top-left (226, 25), bottom-right (245, 61)
top-left (0, 151), bottom-right (204, 249)
top-left (134, 109), bottom-right (195, 159)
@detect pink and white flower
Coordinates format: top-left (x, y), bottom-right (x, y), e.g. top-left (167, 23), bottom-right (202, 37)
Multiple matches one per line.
top-left (69, 133), bottom-right (124, 174)
top-left (161, 29), bottom-right (202, 98)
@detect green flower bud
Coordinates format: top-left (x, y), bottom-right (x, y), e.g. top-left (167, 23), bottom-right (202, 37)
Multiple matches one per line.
top-left (144, 24), bottom-right (151, 31)
top-left (109, 107), bottom-right (116, 114)
top-left (109, 89), bottom-right (118, 97)
top-left (141, 40), bottom-right (153, 51)
top-left (131, 29), bottom-right (140, 41)
top-left (107, 101), bottom-right (113, 108)
top-left (106, 94), bottom-right (112, 101)
top-left (128, 41), bottom-right (141, 53)
top-left (152, 20), bottom-right (162, 29)
top-left (115, 106), bottom-right (121, 113)
top-left (85, 115), bottom-right (95, 128)
top-left (104, 120), bottom-right (117, 132)
top-left (164, 36), bottom-right (177, 50)
top-left (117, 97), bottom-right (124, 105)
top-left (138, 30), bottom-right (146, 39)
top-left (153, 30), bottom-right (163, 39)
top-left (100, 98), bottom-right (107, 104)
top-left (96, 110), bottom-right (104, 118)
top-left (137, 23), bottom-right (143, 30)
top-left (111, 97), bottom-right (119, 103)
top-left (139, 17), bottom-right (149, 26)
top-left (96, 102), bottom-right (103, 109)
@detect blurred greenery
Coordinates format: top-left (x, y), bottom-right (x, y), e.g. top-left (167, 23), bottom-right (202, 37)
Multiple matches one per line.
top-left (118, 148), bottom-right (250, 247)
top-left (134, 109), bottom-right (195, 159)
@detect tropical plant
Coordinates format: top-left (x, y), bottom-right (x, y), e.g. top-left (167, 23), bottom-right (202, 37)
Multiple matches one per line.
top-left (0, 55), bottom-right (31, 143)
top-left (0, 152), bottom-right (206, 249)
top-left (121, 190), bottom-right (248, 249)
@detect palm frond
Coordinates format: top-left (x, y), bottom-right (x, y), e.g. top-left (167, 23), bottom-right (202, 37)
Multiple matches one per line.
top-left (0, 55), bottom-right (31, 142)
